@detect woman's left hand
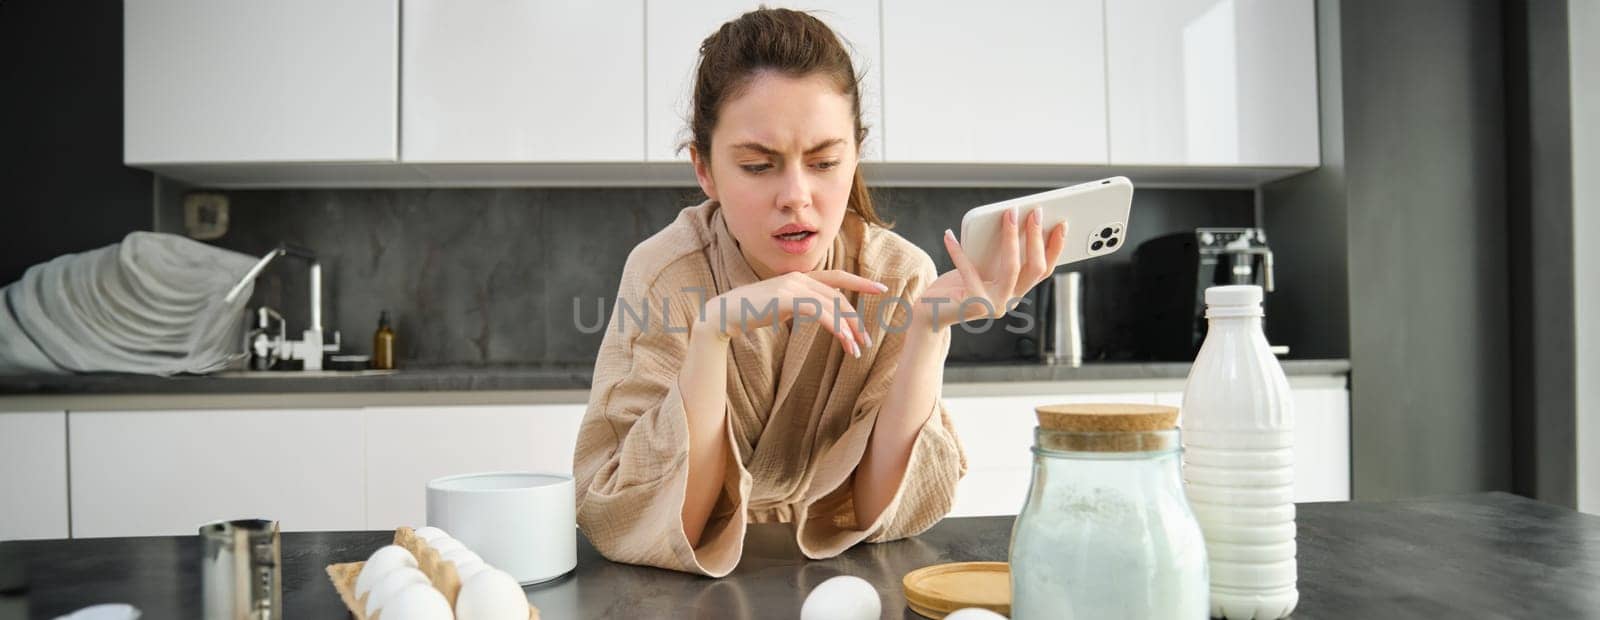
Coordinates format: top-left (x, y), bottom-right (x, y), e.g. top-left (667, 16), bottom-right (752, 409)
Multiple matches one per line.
top-left (913, 207), bottom-right (1067, 331)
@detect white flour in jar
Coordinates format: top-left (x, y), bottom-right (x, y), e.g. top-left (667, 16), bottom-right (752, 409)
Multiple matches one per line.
top-left (1010, 484), bottom-right (1209, 619)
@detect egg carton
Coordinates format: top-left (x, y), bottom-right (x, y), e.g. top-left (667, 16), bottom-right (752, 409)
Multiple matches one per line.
top-left (325, 526), bottom-right (541, 620)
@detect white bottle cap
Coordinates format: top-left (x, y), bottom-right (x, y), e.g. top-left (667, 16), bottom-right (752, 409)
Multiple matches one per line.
top-left (1204, 285), bottom-right (1264, 318)
top-left (1205, 285), bottom-right (1263, 307)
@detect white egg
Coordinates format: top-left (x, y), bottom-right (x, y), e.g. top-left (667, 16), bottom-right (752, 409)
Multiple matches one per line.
top-left (378, 582), bottom-right (454, 620)
top-left (800, 575), bottom-right (880, 620)
top-left (442, 547), bottom-right (483, 568)
top-left (355, 545), bottom-right (418, 598)
top-left (945, 608), bottom-right (1009, 620)
top-left (365, 567), bottom-right (431, 617)
top-left (413, 526), bottom-right (451, 543)
top-left (454, 568), bottom-right (530, 620)
top-left (452, 557), bottom-right (489, 582)
top-left (428, 537), bottom-right (467, 556)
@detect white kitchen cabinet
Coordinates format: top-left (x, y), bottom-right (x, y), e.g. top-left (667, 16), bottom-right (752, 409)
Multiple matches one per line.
top-left (944, 392), bottom-right (1157, 517)
top-left (125, 0), bottom-right (399, 164)
top-left (402, 0), bottom-right (644, 163)
top-left (1286, 386), bottom-right (1352, 501)
top-left (1105, 0), bottom-right (1319, 166)
top-left (645, 1), bottom-right (883, 162)
top-left (362, 404), bottom-right (586, 530)
top-left (0, 412), bottom-right (68, 541)
top-left (946, 382), bottom-right (1351, 516)
top-left (68, 409), bottom-right (366, 538)
top-left (127, 0), bottom-right (1324, 186)
top-left (881, 0), bottom-right (1107, 164)
top-left (1157, 384), bottom-right (1352, 502)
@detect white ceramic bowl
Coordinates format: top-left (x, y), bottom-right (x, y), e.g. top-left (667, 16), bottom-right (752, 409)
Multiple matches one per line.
top-left (425, 472), bottom-right (576, 585)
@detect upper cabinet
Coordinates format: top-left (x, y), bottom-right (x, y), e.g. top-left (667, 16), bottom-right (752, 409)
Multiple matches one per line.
top-left (644, 1), bottom-right (882, 162)
top-left (1105, 0), bottom-right (1319, 166)
top-left (124, 0), bottom-right (399, 164)
top-left (881, 0), bottom-right (1107, 165)
top-left (125, 0), bottom-right (1319, 186)
top-left (402, 0), bottom-right (644, 162)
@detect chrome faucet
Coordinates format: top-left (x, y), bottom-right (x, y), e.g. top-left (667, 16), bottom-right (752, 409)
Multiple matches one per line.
top-left (225, 244), bottom-right (341, 371)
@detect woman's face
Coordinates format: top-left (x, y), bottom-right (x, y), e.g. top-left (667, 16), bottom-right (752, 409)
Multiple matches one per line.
top-left (692, 71), bottom-right (858, 280)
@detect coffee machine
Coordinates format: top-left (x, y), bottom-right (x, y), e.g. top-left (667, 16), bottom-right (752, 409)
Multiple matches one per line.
top-left (1133, 228), bottom-right (1275, 360)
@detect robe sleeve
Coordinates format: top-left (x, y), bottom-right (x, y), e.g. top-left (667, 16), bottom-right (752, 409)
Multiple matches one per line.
top-left (572, 260), bottom-right (753, 577)
top-left (794, 254), bottom-right (969, 558)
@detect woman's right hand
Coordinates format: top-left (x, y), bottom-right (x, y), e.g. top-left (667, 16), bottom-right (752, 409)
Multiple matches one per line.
top-left (697, 270), bottom-right (888, 358)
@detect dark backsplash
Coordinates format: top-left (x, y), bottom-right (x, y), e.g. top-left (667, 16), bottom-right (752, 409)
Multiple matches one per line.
top-left (155, 185), bottom-right (1252, 366)
top-left (1, 1), bottom-right (152, 286)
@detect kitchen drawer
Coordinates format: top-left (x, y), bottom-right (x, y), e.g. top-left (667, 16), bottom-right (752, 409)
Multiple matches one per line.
top-left (362, 404), bottom-right (586, 530)
top-left (946, 392), bottom-right (1158, 473)
top-left (950, 468), bottom-right (1030, 518)
top-left (944, 392), bottom-right (1156, 516)
top-left (0, 411), bottom-right (69, 540)
top-left (67, 409), bottom-right (365, 538)
top-left (1157, 385), bottom-right (1352, 502)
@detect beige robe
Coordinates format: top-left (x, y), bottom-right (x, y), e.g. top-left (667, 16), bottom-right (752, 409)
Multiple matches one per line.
top-left (572, 200), bottom-right (968, 577)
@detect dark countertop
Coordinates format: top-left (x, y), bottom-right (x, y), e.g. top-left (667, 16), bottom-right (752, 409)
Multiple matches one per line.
top-left (0, 359), bottom-right (1349, 396)
top-left (3, 492), bottom-right (1595, 618)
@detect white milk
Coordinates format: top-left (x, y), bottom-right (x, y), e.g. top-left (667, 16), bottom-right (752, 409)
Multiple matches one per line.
top-left (1180, 285), bottom-right (1299, 619)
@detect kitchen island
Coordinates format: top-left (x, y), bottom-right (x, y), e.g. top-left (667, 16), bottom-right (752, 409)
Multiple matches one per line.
top-left (3, 492), bottom-right (1596, 618)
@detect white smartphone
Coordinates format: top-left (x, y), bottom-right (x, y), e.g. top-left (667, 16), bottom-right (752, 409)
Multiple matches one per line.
top-left (958, 176), bottom-right (1135, 269)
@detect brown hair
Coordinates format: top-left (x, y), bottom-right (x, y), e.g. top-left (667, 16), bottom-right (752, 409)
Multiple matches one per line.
top-left (684, 7), bottom-right (889, 228)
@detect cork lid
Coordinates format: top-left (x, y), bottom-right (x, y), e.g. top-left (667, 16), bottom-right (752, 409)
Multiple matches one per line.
top-left (1035, 403), bottom-right (1179, 431)
top-left (902, 562), bottom-right (1010, 618)
top-left (1033, 404), bottom-right (1179, 453)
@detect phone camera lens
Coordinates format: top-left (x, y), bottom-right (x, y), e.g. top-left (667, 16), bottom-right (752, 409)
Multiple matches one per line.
top-left (1106, 237), bottom-right (1119, 248)
top-left (1100, 227), bottom-right (1114, 239)
top-left (1091, 240), bottom-right (1105, 251)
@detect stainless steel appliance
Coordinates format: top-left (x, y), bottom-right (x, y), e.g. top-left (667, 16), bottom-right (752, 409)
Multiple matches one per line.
top-left (1048, 272), bottom-right (1084, 366)
top-left (200, 519), bottom-right (281, 619)
top-left (225, 244), bottom-right (341, 371)
top-left (1133, 228), bottom-right (1276, 360)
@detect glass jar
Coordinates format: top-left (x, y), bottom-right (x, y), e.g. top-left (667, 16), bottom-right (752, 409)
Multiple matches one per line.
top-left (1009, 423), bottom-right (1209, 619)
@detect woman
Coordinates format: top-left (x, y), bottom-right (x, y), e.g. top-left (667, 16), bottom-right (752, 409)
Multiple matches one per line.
top-left (573, 8), bottom-right (1066, 577)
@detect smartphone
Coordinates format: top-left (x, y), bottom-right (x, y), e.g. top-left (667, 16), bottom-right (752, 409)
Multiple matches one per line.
top-left (959, 176), bottom-right (1135, 269)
